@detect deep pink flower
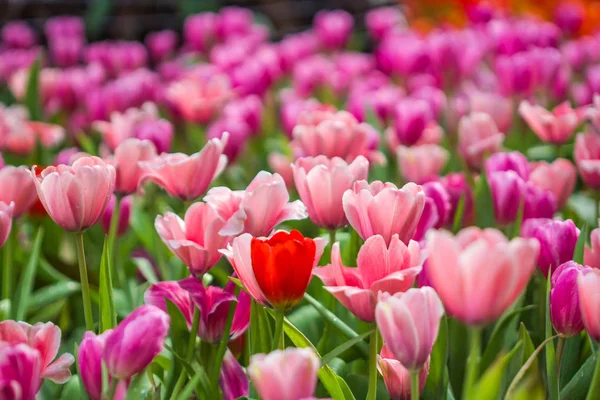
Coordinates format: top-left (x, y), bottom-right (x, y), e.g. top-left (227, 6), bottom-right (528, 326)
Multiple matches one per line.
top-left (166, 74), bottom-right (232, 124)
top-left (315, 234), bottom-right (421, 322)
top-left (468, 91), bottom-right (513, 133)
top-left (314, 10), bottom-right (354, 50)
top-left (220, 350), bottom-right (249, 400)
top-left (0, 344), bottom-right (42, 400)
top-left (183, 13), bottom-right (217, 53)
top-left (366, 7), bottom-right (404, 41)
top-left (392, 99), bottom-right (434, 147)
top-left (145, 30), bottom-right (177, 63)
top-left (378, 345), bottom-right (429, 400)
top-left (1, 22), bottom-right (37, 49)
top-left (101, 195), bottom-right (132, 237)
top-left (551, 261), bottom-right (592, 337)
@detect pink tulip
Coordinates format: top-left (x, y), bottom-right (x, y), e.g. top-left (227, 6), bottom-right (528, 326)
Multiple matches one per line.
top-left (0, 321), bottom-right (74, 384)
top-left (519, 100), bottom-right (584, 144)
top-left (267, 152), bottom-right (293, 188)
top-left (145, 30), bottom-right (177, 63)
top-left (183, 13), bottom-right (217, 53)
top-left (314, 10), bottom-right (354, 50)
top-left (578, 269), bottom-right (600, 341)
top-left (426, 228), bottom-right (539, 325)
top-left (104, 305), bottom-right (170, 380)
top-left (584, 227), bottom-right (600, 269)
top-left (378, 345), bottom-right (429, 400)
top-left (314, 235), bottom-right (421, 322)
top-left (342, 180), bottom-right (425, 245)
top-left (528, 158), bottom-right (576, 209)
top-left (220, 233), bottom-right (326, 307)
top-left (101, 195), bottom-right (132, 237)
top-left (366, 7), bottom-right (404, 41)
top-left (156, 202), bottom-right (231, 276)
top-left (0, 344), bottom-right (42, 400)
top-left (139, 135), bottom-right (228, 201)
top-left (291, 110), bottom-right (384, 165)
top-left (551, 261), bottom-right (592, 337)
top-left (375, 287), bottom-right (444, 370)
top-left (220, 350), bottom-right (249, 400)
top-left (92, 103), bottom-right (161, 151)
top-left (0, 201), bottom-right (13, 247)
top-left (292, 155), bottom-right (369, 229)
top-left (575, 131), bottom-right (600, 189)
top-left (458, 113), bottom-right (504, 170)
top-left (587, 94), bottom-right (600, 132)
top-left (397, 145), bottom-right (448, 184)
top-left (248, 348), bottom-right (320, 400)
top-left (0, 166), bottom-right (37, 217)
top-left (166, 74), bottom-right (232, 124)
top-left (468, 91), bottom-right (513, 133)
top-left (205, 171), bottom-right (307, 237)
top-left (144, 281), bottom-right (194, 327)
top-left (113, 138), bottom-right (157, 195)
top-left (32, 157), bottom-right (115, 232)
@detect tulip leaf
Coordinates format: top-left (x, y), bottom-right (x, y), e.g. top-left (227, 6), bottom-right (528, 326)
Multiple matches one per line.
top-left (12, 228), bottom-right (44, 321)
top-left (321, 329), bottom-right (373, 366)
top-left (560, 334), bottom-right (582, 388)
top-left (60, 375), bottom-right (83, 400)
top-left (38, 257), bottom-right (71, 282)
top-left (133, 256), bottom-right (159, 285)
top-left (574, 223), bottom-right (588, 264)
top-left (506, 335), bottom-right (558, 398)
top-left (472, 341), bottom-right (523, 400)
top-left (179, 364), bottom-right (211, 400)
top-left (423, 316), bottom-right (449, 400)
top-left (24, 57), bottom-right (42, 121)
top-left (545, 272), bottom-right (559, 400)
top-left (28, 281), bottom-right (81, 312)
top-left (452, 194), bottom-right (466, 234)
top-left (250, 300), bottom-right (273, 355)
top-left (85, 0), bottom-right (112, 40)
top-left (561, 353), bottom-right (597, 400)
top-left (99, 236), bottom-right (116, 332)
top-left (474, 172), bottom-right (496, 229)
top-left (518, 323), bottom-right (537, 371)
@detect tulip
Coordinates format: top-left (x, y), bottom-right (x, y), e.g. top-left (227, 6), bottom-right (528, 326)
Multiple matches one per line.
top-left (134, 119), bottom-right (174, 154)
top-left (414, 182), bottom-right (451, 241)
top-left (292, 155), bottom-right (369, 230)
top-left (587, 95), bottom-right (600, 132)
top-left (378, 345), bottom-right (429, 400)
top-left (488, 171), bottom-right (525, 225)
top-left (519, 101), bottom-right (584, 144)
top-left (554, 1), bottom-right (584, 35)
top-left (248, 348), bottom-right (320, 400)
top-left (222, 95), bottom-right (263, 135)
top-left (279, 92), bottom-right (333, 137)
top-left (32, 156), bottom-right (115, 232)
top-left (206, 117), bottom-right (251, 162)
top-left (144, 281), bottom-right (194, 327)
top-left (315, 235), bottom-right (421, 322)
top-left (183, 13), bottom-right (217, 53)
top-left (145, 30), bottom-right (177, 63)
top-left (93, 103), bottom-right (162, 151)
top-left (458, 113), bottom-right (504, 170)
top-left (216, 6), bottom-right (254, 39)
top-left (495, 52), bottom-right (534, 96)
top-left (397, 144), bottom-right (448, 184)
top-left (342, 180), bottom-right (425, 245)
top-left (220, 350), bottom-right (249, 400)
top-left (375, 287), bottom-right (444, 370)
top-left (392, 99), bottom-right (434, 146)
top-left (166, 74), bottom-right (232, 124)
top-left (267, 152), bottom-right (293, 188)
top-left (104, 305), bottom-right (170, 380)
top-left (574, 131), bottom-right (600, 189)
top-left (578, 269), bottom-right (600, 342)
top-left (366, 7), bottom-right (404, 41)
top-left (0, 343), bottom-right (42, 400)
top-left (468, 91), bottom-right (513, 133)
top-left (1, 22), bottom-right (37, 49)
top-left (439, 172), bottom-right (474, 227)
top-left (551, 261), bottom-right (592, 337)
top-left (221, 231), bottom-right (326, 309)
top-left (0, 202), bottom-right (13, 248)
top-left (529, 159), bottom-right (577, 209)
top-left (314, 10), bottom-right (354, 50)
top-left (139, 135), bottom-right (228, 201)
top-left (205, 171), bottom-right (307, 237)
top-left (0, 166), bottom-right (37, 218)
top-left (113, 138), bottom-right (157, 195)
top-left (0, 321), bottom-right (74, 384)
top-left (584, 227), bottom-right (600, 269)
top-left (101, 195), bottom-right (132, 237)
top-left (426, 228), bottom-right (539, 325)
top-left (178, 278), bottom-right (250, 343)
top-left (522, 180), bottom-right (558, 222)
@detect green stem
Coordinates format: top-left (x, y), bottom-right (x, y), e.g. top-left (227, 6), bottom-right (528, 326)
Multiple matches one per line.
top-left (75, 232), bottom-right (94, 332)
top-left (586, 346), bottom-right (600, 400)
top-left (2, 226), bottom-right (15, 305)
top-left (366, 328), bottom-right (379, 400)
top-left (317, 230), bottom-right (337, 354)
top-left (411, 369), bottom-right (420, 400)
top-left (556, 336), bottom-right (566, 377)
top-left (108, 196), bottom-right (133, 310)
top-left (462, 326), bottom-right (482, 400)
top-left (209, 291), bottom-right (239, 396)
top-left (170, 307), bottom-right (201, 400)
top-left (272, 308), bottom-right (285, 351)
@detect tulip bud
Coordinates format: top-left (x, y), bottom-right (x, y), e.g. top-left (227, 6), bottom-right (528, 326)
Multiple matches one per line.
top-left (551, 261), bottom-right (592, 337)
top-left (219, 351), bottom-right (249, 400)
top-left (378, 345), bottom-right (430, 400)
top-left (578, 269), bottom-right (600, 342)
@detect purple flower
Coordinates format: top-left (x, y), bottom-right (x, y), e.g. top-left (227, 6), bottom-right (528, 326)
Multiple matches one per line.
top-left (522, 219), bottom-right (579, 277)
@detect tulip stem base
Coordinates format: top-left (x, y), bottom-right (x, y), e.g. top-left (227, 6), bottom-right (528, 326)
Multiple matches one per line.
top-left (209, 288), bottom-right (239, 396)
top-left (462, 326), bottom-right (482, 400)
top-left (586, 345), bottom-right (600, 400)
top-left (411, 369), bottom-right (420, 400)
top-left (170, 307), bottom-right (201, 400)
top-left (273, 308), bottom-right (285, 351)
top-left (366, 328), bottom-right (378, 400)
top-left (2, 226), bottom-right (14, 306)
top-left (556, 336), bottom-right (566, 376)
top-left (75, 232), bottom-right (95, 332)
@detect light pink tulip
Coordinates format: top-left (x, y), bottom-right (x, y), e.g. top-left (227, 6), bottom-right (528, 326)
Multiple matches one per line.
top-left (426, 228), bottom-right (539, 325)
top-left (32, 156), bottom-right (116, 232)
top-left (587, 94), bottom-right (600, 133)
top-left (519, 100), bottom-right (584, 144)
top-left (0, 321), bottom-right (74, 384)
top-left (0, 104), bottom-right (65, 155)
top-left (156, 202), bottom-right (231, 276)
top-left (584, 226), bottom-right (600, 269)
top-left (397, 145), bottom-right (448, 184)
top-left (0, 202), bottom-right (13, 248)
top-left (0, 343), bottom-right (42, 400)
top-left (375, 287), bottom-right (444, 370)
top-left (378, 345), bottom-right (429, 400)
top-left (578, 269), bottom-right (600, 341)
top-left (292, 155), bottom-right (369, 229)
top-left (248, 348), bottom-right (320, 400)
top-left (469, 91), bottom-right (513, 133)
top-left (314, 234), bottom-right (421, 322)
top-left (574, 131), bottom-right (600, 189)
top-left (139, 134), bottom-right (228, 201)
top-left (104, 305), bottom-right (170, 380)
top-left (0, 166), bottom-right (37, 217)
top-left (205, 171), bottom-right (307, 237)
top-left (220, 233), bottom-right (326, 307)
top-left (458, 112), bottom-right (504, 170)
top-left (529, 158), bottom-right (577, 209)
top-left (267, 152), bottom-right (293, 188)
top-left (93, 102), bottom-right (160, 151)
top-left (342, 180), bottom-right (425, 245)
top-left (166, 74), bottom-right (232, 124)
top-left (113, 138), bottom-right (157, 195)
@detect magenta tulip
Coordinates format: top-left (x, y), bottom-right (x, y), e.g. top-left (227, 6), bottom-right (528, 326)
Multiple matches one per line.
top-left (0, 343), bottom-right (42, 400)
top-left (551, 261), bottom-right (592, 337)
top-left (220, 350), bottom-right (249, 400)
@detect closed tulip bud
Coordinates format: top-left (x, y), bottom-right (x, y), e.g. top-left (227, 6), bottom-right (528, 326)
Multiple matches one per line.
top-left (458, 113), bottom-right (504, 170)
top-left (183, 13), bottom-right (217, 53)
top-left (101, 195), bottom-right (132, 237)
top-left (397, 145), bottom-right (448, 184)
top-left (575, 131), bottom-right (600, 189)
top-left (314, 10), bottom-right (354, 50)
top-left (378, 345), bottom-right (430, 400)
top-left (529, 159), bottom-right (577, 209)
top-left (578, 269), bottom-right (600, 341)
top-left (551, 262), bottom-right (592, 337)
top-left (0, 166), bottom-right (38, 217)
top-left (0, 344), bottom-right (42, 400)
top-left (488, 171), bottom-right (525, 226)
top-left (376, 287), bottom-right (444, 370)
top-left (145, 30), bottom-right (177, 63)
top-left (392, 100), bottom-right (434, 146)
top-left (219, 351), bottom-right (249, 400)
top-left (104, 305), bottom-right (170, 380)
top-left (248, 348), bottom-right (320, 400)
top-left (485, 151), bottom-right (530, 180)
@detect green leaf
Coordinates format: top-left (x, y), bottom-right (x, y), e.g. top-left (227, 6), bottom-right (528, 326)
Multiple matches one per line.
top-left (519, 323), bottom-right (536, 371)
top-left (452, 194), bottom-right (466, 234)
top-left (250, 300), bottom-right (273, 354)
top-left (526, 144), bottom-right (557, 162)
top-left (124, 371), bottom-right (148, 400)
top-left (24, 58), bottom-right (42, 121)
top-left (560, 335), bottom-right (583, 388)
top-left (321, 330), bottom-right (373, 366)
top-left (85, 0), bottom-right (112, 40)
top-left (133, 256), bottom-right (158, 285)
top-left (561, 353), bottom-right (597, 400)
top-left (38, 257), bottom-right (70, 282)
top-left (99, 237), bottom-right (116, 332)
top-left (28, 281), bottom-right (80, 312)
top-left (166, 299), bottom-right (189, 357)
top-left (574, 223), bottom-right (588, 264)
top-left (546, 272), bottom-right (559, 400)
top-left (12, 228), bottom-right (44, 320)
top-left (423, 316), bottom-right (449, 400)
top-left (178, 366), bottom-right (210, 400)
top-left (60, 375), bottom-right (83, 400)
top-left (473, 341), bottom-right (523, 400)
top-left (474, 172), bottom-right (496, 228)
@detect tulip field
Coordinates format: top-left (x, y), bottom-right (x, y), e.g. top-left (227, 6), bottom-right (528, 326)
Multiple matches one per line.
top-left (3, 2), bottom-right (600, 400)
